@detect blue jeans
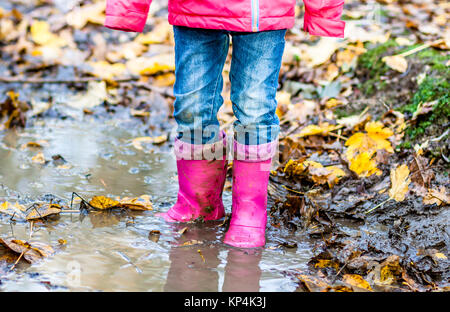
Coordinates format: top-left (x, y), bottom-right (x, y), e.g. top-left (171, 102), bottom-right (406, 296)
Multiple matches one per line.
top-left (173, 26), bottom-right (286, 146)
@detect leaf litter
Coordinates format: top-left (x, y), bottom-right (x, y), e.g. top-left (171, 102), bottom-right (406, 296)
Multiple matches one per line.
top-left (0, 0), bottom-right (449, 291)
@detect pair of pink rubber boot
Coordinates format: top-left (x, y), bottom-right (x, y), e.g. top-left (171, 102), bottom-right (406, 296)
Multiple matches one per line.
top-left (157, 134), bottom-right (275, 248)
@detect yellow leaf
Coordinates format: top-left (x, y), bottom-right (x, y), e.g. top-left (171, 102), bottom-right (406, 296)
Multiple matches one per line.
top-left (324, 165), bottom-right (347, 187)
top-left (342, 274), bottom-right (373, 291)
top-left (31, 152), bottom-right (46, 164)
top-left (30, 20), bottom-right (66, 47)
top-left (135, 21), bottom-right (173, 44)
top-left (433, 253), bottom-right (447, 260)
top-left (296, 123), bottom-right (339, 138)
top-left (348, 152), bottom-right (382, 177)
top-left (89, 196), bottom-right (120, 210)
top-left (388, 164), bottom-right (411, 202)
top-left (154, 73), bottom-right (175, 87)
top-left (345, 121), bottom-right (393, 160)
top-left (314, 259), bottom-right (340, 271)
top-left (88, 61), bottom-right (127, 80)
top-left (127, 54), bottom-right (175, 76)
top-left (382, 55), bottom-right (408, 73)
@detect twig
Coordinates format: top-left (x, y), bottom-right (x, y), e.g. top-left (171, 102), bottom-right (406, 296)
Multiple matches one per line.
top-left (395, 39), bottom-right (444, 58)
top-left (365, 198), bottom-right (391, 214)
top-left (10, 251), bottom-right (25, 271)
top-left (282, 185), bottom-right (305, 195)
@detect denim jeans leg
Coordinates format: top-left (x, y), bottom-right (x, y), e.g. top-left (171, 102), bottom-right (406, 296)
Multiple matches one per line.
top-left (229, 29), bottom-right (286, 158)
top-left (173, 26), bottom-right (230, 145)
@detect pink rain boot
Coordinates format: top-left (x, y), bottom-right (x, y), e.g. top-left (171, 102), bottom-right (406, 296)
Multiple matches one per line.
top-left (157, 133), bottom-right (227, 223)
top-left (224, 140), bottom-right (276, 248)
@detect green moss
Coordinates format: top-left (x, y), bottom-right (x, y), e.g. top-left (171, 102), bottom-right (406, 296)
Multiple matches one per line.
top-left (357, 40), bottom-right (398, 96)
top-left (416, 48), bottom-right (448, 72)
top-left (401, 75), bottom-right (450, 141)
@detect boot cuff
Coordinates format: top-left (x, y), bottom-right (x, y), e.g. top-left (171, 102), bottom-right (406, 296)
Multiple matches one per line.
top-left (174, 131), bottom-right (227, 160)
top-left (233, 139), bottom-right (278, 162)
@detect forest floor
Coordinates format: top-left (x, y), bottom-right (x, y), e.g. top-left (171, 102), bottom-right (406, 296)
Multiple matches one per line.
top-left (0, 0), bottom-right (449, 291)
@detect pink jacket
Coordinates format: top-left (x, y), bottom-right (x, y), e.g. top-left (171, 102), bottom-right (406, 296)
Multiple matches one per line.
top-left (105, 0), bottom-right (345, 38)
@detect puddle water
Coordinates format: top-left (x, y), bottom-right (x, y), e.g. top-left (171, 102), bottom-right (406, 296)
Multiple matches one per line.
top-left (0, 111), bottom-right (313, 292)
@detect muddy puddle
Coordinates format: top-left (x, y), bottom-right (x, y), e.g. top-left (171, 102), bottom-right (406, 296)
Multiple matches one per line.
top-left (0, 109), bottom-right (318, 292)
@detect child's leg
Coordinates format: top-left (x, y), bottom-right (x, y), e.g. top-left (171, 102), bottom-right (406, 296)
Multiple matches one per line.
top-left (158, 26), bottom-right (230, 222)
top-left (173, 26), bottom-right (230, 145)
top-left (224, 29), bottom-right (286, 247)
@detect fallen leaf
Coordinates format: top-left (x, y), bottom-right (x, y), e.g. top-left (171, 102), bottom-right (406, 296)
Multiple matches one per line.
top-left (382, 55), bottom-right (408, 73)
top-left (131, 135), bottom-right (167, 150)
top-left (127, 54), bottom-right (175, 76)
top-left (0, 201), bottom-right (26, 218)
top-left (345, 121), bottom-right (394, 161)
top-left (87, 61), bottom-right (127, 80)
top-left (26, 203), bottom-right (62, 220)
top-left (135, 20), bottom-right (173, 44)
top-left (409, 154), bottom-right (434, 187)
top-left (342, 274), bottom-right (373, 291)
top-left (348, 152), bottom-right (382, 177)
top-left (117, 195), bottom-right (153, 211)
top-left (30, 20), bottom-right (66, 47)
top-left (295, 123), bottom-right (340, 138)
top-left (388, 164), bottom-right (411, 202)
top-left (31, 152), bottom-right (46, 164)
top-left (0, 238), bottom-right (54, 263)
top-left (423, 186), bottom-right (449, 206)
top-left (89, 196), bottom-right (120, 210)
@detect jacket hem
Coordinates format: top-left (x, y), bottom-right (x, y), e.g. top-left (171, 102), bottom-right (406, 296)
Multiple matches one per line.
top-left (168, 12), bottom-right (294, 32)
top-left (104, 12), bottom-right (147, 33)
top-left (303, 12), bottom-right (345, 38)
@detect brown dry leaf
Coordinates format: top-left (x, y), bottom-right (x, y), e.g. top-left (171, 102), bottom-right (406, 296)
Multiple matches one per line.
top-left (342, 274), bottom-right (373, 291)
top-left (337, 113), bottom-right (370, 130)
top-left (131, 135), bottom-right (167, 150)
top-left (117, 195), bottom-right (153, 211)
top-left (309, 165), bottom-right (347, 188)
top-left (382, 55), bottom-right (408, 73)
top-left (0, 201), bottom-right (26, 219)
top-left (26, 203), bottom-right (61, 221)
top-left (409, 154), bottom-right (434, 187)
top-left (0, 238), bottom-right (54, 263)
top-left (423, 186), bottom-right (449, 206)
top-left (89, 196), bottom-right (120, 210)
top-left (297, 273), bottom-right (331, 292)
top-left (179, 240), bottom-right (204, 247)
top-left (388, 164), bottom-right (411, 202)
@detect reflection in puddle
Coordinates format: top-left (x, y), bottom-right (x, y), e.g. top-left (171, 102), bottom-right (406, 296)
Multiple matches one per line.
top-left (0, 116), bottom-right (311, 291)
